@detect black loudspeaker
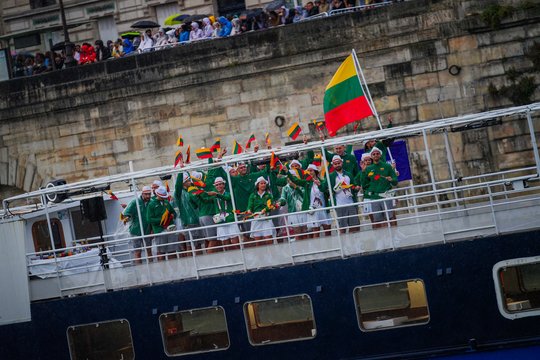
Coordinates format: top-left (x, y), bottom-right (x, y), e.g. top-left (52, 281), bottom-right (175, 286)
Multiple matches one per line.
top-left (80, 197), bottom-right (107, 222)
top-left (44, 179), bottom-right (68, 203)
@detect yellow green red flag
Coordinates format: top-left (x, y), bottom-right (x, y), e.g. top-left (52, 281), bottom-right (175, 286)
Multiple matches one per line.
top-left (232, 140), bottom-right (243, 155)
top-left (196, 147), bottom-right (212, 159)
top-left (323, 54), bottom-right (373, 137)
top-left (287, 122), bottom-right (302, 140)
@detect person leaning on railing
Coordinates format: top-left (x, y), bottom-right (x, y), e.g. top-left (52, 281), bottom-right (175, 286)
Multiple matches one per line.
top-left (360, 147), bottom-right (398, 229)
top-left (147, 186), bottom-right (177, 261)
top-left (246, 177), bottom-right (277, 247)
top-left (122, 186), bottom-right (153, 264)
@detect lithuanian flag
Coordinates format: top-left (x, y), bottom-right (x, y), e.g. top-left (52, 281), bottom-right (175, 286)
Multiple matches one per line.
top-left (174, 149), bottom-right (183, 167)
top-left (265, 132), bottom-right (271, 146)
top-left (210, 138), bottom-right (221, 152)
top-left (106, 190), bottom-right (119, 200)
top-left (176, 135), bottom-right (184, 147)
top-left (185, 145), bottom-right (191, 164)
top-left (187, 186), bottom-right (204, 195)
top-left (232, 140), bottom-right (243, 155)
top-left (196, 147), bottom-right (212, 159)
top-left (270, 152), bottom-right (278, 169)
top-left (246, 134), bottom-right (256, 149)
top-left (287, 122), bottom-right (302, 140)
top-left (313, 119), bottom-right (325, 131)
top-left (323, 54), bottom-right (374, 137)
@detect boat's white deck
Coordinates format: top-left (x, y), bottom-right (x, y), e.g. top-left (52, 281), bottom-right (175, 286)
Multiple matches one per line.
top-left (27, 191), bottom-right (540, 301)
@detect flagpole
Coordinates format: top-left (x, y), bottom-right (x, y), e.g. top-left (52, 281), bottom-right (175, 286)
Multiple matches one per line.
top-left (352, 49), bottom-right (394, 162)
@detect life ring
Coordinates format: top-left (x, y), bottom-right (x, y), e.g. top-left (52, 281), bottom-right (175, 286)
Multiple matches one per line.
top-left (274, 116), bottom-right (285, 128)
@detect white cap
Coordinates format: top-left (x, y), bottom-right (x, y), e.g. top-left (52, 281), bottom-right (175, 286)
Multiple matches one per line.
top-left (191, 171), bottom-right (203, 180)
top-left (214, 177), bottom-right (226, 185)
top-left (307, 164), bottom-right (319, 172)
top-left (332, 155), bottom-right (342, 163)
top-left (182, 173), bottom-right (190, 183)
top-left (361, 153), bottom-right (372, 161)
top-left (155, 186), bottom-right (168, 199)
top-left (254, 176), bottom-right (267, 186)
top-left (142, 186), bottom-right (152, 193)
top-left (289, 159), bottom-right (302, 169)
top-left (370, 146), bottom-right (382, 155)
top-left (152, 180), bottom-right (163, 187)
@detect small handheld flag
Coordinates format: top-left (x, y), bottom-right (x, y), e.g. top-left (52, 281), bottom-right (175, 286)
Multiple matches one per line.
top-left (232, 140), bottom-right (243, 155)
top-left (313, 119), bottom-right (325, 131)
top-left (246, 134), bottom-right (256, 149)
top-left (265, 132), bottom-right (271, 146)
top-left (185, 145), bottom-right (191, 164)
top-left (174, 150), bottom-right (183, 167)
top-left (176, 135), bottom-right (184, 147)
top-left (196, 147), bottom-right (213, 159)
top-left (106, 190), bottom-right (119, 201)
top-left (287, 122), bottom-right (302, 140)
top-left (270, 152), bottom-right (278, 169)
top-left (210, 138), bottom-right (221, 152)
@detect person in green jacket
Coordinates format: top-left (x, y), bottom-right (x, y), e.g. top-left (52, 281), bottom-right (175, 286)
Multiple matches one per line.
top-left (364, 138), bottom-right (395, 164)
top-left (122, 185), bottom-right (152, 263)
top-left (325, 144), bottom-right (360, 178)
top-left (354, 152), bottom-right (375, 224)
top-left (247, 177), bottom-right (276, 247)
top-left (206, 177), bottom-right (241, 251)
top-left (279, 177), bottom-right (307, 240)
top-left (190, 170), bottom-right (219, 251)
top-left (361, 147), bottom-right (398, 229)
top-left (146, 186), bottom-right (177, 261)
top-left (174, 172), bottom-right (204, 255)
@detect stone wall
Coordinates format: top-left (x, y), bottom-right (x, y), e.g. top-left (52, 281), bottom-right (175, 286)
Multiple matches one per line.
top-left (0, 0), bottom-right (539, 197)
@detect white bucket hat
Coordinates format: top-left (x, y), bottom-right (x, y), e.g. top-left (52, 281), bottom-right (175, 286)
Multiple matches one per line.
top-left (155, 186), bottom-right (168, 199)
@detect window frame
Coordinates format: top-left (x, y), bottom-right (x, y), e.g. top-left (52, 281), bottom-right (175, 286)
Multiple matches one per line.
top-left (493, 256), bottom-right (540, 320)
top-left (158, 306), bottom-right (230, 357)
top-left (243, 293), bottom-right (317, 346)
top-left (66, 318), bottom-right (134, 360)
top-left (353, 278), bottom-right (431, 332)
top-left (31, 218), bottom-right (66, 252)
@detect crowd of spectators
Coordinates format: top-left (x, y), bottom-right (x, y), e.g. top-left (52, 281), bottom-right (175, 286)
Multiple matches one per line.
top-left (11, 0), bottom-right (398, 78)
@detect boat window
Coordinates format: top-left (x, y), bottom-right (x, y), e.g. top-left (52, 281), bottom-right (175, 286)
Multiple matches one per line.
top-left (159, 306), bottom-right (229, 356)
top-left (31, 219), bottom-right (65, 252)
top-left (353, 279), bottom-right (430, 331)
top-left (244, 294), bottom-right (316, 345)
top-left (70, 209), bottom-right (102, 244)
top-left (67, 319), bottom-right (134, 360)
top-left (494, 258), bottom-right (540, 319)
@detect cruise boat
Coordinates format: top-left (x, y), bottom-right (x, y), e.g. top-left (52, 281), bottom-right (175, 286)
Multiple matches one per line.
top-left (1, 103), bottom-right (540, 359)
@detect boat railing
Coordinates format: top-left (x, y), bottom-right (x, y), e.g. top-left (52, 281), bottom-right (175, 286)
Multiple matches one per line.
top-left (22, 168), bottom-right (540, 297)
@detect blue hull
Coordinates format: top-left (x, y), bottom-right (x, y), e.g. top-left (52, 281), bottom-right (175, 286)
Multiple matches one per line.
top-left (2, 230), bottom-right (540, 359)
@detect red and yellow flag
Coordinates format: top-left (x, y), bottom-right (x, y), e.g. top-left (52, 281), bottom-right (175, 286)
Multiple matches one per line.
top-left (174, 149), bottom-right (183, 167)
top-left (185, 145), bottom-right (191, 164)
top-left (265, 132), bottom-right (271, 146)
top-left (232, 140), bottom-right (243, 155)
top-left (287, 122), bottom-right (302, 140)
top-left (210, 138), bottom-right (221, 152)
top-left (246, 134), bottom-right (256, 149)
top-left (187, 185), bottom-right (204, 195)
top-left (176, 134), bottom-right (184, 147)
top-left (270, 152), bottom-right (278, 169)
top-left (106, 190), bottom-right (119, 200)
top-left (313, 119), bottom-right (325, 131)
top-left (196, 147), bottom-right (212, 159)
top-left (323, 54), bottom-right (374, 137)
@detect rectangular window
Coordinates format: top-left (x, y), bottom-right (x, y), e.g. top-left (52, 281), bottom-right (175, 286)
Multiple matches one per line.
top-left (354, 279), bottom-right (430, 331)
top-left (67, 319), bottom-right (134, 360)
top-left (159, 306), bottom-right (229, 356)
top-left (29, 0), bottom-right (56, 9)
top-left (70, 209), bottom-right (102, 244)
top-left (14, 34), bottom-right (41, 50)
top-left (32, 219), bottom-right (65, 252)
top-left (495, 259), bottom-right (540, 319)
top-left (244, 294), bottom-right (316, 345)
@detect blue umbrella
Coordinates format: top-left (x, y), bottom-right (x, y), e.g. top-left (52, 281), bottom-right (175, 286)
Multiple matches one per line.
top-left (173, 14), bottom-right (190, 22)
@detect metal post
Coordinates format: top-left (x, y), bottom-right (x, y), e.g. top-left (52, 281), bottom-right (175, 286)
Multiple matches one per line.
top-left (42, 195), bottom-right (63, 294)
top-left (58, 0), bottom-right (76, 67)
top-left (321, 145), bottom-right (344, 258)
top-left (526, 110), bottom-right (540, 175)
top-left (422, 129), bottom-right (444, 242)
top-left (443, 130), bottom-right (461, 208)
top-left (224, 160), bottom-right (247, 272)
